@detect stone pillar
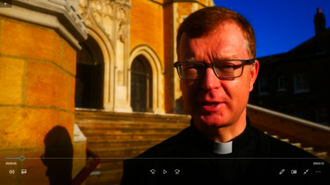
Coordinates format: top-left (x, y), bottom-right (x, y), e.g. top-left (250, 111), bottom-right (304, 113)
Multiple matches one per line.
top-left (0, 0), bottom-right (87, 184)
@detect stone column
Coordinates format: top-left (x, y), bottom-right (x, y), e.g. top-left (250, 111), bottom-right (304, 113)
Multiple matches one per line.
top-left (0, 0), bottom-right (87, 184)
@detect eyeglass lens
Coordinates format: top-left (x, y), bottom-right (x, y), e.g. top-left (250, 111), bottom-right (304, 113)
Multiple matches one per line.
top-left (179, 61), bottom-right (244, 79)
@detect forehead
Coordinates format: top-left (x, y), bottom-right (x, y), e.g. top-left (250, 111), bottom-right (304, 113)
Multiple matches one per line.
top-left (178, 21), bottom-right (249, 61)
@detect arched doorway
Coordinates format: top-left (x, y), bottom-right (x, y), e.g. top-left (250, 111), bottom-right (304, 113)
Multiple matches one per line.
top-left (75, 36), bottom-right (104, 109)
top-left (131, 56), bottom-right (152, 112)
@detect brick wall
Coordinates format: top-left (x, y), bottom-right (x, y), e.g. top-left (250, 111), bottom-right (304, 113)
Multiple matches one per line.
top-left (130, 0), bottom-right (164, 68)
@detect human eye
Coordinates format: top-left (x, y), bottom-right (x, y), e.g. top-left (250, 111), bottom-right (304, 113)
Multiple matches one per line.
top-left (215, 61), bottom-right (241, 71)
top-left (182, 63), bottom-right (203, 71)
top-left (180, 63), bottom-right (204, 78)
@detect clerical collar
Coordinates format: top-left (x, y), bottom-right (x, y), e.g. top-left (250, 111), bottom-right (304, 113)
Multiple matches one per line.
top-left (213, 140), bottom-right (233, 154)
top-left (190, 118), bottom-right (252, 155)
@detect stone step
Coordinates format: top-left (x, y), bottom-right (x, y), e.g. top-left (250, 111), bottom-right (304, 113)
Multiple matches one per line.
top-left (81, 129), bottom-right (185, 135)
top-left (76, 117), bottom-right (190, 124)
top-left (279, 138), bottom-right (329, 159)
top-left (85, 132), bottom-right (178, 140)
top-left (76, 121), bottom-right (189, 129)
top-left (265, 131), bottom-right (330, 161)
top-left (81, 128), bottom-right (184, 135)
top-left (312, 151), bottom-right (328, 158)
top-left (90, 145), bottom-right (150, 157)
top-left (75, 111), bottom-right (188, 185)
top-left (75, 110), bottom-right (190, 116)
top-left (291, 143), bottom-right (302, 148)
top-left (87, 138), bottom-right (165, 148)
top-left (76, 117), bottom-right (189, 123)
top-left (80, 127), bottom-right (186, 133)
top-left (271, 135), bottom-right (278, 139)
top-left (280, 138), bottom-right (290, 143)
top-left (75, 111), bottom-right (191, 122)
top-left (303, 147), bottom-right (314, 153)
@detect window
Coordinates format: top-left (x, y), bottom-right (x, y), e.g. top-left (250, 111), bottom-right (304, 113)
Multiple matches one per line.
top-left (277, 76), bottom-right (285, 91)
top-left (315, 109), bottom-right (329, 125)
top-left (294, 110), bottom-right (305, 119)
top-left (131, 57), bottom-right (153, 112)
top-left (258, 78), bottom-right (268, 95)
top-left (293, 74), bottom-right (309, 93)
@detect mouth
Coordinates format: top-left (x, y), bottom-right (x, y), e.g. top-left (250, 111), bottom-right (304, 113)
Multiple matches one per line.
top-left (199, 101), bottom-right (225, 113)
top-left (207, 103), bottom-right (219, 107)
top-left (199, 102), bottom-right (223, 112)
top-left (200, 102), bottom-right (222, 107)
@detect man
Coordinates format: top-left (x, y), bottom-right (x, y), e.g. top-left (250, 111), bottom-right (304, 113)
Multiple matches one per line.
top-left (121, 7), bottom-right (330, 185)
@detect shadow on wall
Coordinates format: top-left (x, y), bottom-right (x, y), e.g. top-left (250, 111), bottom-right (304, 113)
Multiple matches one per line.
top-left (41, 126), bottom-right (73, 185)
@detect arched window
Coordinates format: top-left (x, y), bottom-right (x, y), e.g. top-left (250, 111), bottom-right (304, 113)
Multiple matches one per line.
top-left (131, 56), bottom-right (152, 112)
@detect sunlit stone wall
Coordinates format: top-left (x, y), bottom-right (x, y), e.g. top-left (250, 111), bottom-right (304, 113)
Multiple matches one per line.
top-left (0, 0), bottom-right (87, 184)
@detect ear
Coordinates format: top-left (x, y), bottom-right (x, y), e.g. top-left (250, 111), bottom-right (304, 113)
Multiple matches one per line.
top-left (249, 60), bottom-right (259, 92)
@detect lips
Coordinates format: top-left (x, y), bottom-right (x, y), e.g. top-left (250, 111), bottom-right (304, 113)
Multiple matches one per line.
top-left (199, 102), bottom-right (223, 112)
top-left (201, 103), bottom-right (219, 106)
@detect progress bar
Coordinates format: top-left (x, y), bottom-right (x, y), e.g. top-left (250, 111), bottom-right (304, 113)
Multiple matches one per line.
top-left (6, 155), bottom-right (25, 161)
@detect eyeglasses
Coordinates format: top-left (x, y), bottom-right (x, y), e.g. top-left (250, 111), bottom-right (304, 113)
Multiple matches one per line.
top-left (174, 59), bottom-right (255, 80)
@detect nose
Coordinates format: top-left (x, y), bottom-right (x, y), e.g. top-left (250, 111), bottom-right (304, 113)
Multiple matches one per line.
top-left (200, 67), bottom-right (221, 90)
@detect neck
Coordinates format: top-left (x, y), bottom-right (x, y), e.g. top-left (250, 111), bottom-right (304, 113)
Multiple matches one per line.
top-left (195, 110), bottom-right (247, 143)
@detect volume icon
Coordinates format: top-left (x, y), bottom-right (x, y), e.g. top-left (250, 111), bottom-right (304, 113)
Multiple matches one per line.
top-left (9, 169), bottom-right (15, 174)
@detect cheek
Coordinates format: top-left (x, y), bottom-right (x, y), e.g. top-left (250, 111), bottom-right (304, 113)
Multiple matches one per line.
top-left (232, 78), bottom-right (251, 101)
top-left (224, 79), bottom-right (250, 101)
top-left (181, 82), bottom-right (191, 99)
top-left (181, 81), bottom-right (199, 105)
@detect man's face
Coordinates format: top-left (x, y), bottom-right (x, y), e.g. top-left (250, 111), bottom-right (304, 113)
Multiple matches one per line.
top-left (178, 21), bottom-right (259, 133)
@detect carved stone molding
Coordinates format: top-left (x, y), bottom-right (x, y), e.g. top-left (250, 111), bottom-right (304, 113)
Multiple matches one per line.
top-left (79, 0), bottom-right (130, 42)
top-left (115, 0), bottom-right (131, 5)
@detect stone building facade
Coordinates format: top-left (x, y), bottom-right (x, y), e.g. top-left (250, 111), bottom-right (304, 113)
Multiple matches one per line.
top-left (76, 0), bottom-right (214, 113)
top-left (0, 0), bottom-right (214, 184)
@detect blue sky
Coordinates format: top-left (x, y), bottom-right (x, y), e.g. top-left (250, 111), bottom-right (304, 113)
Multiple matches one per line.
top-left (214, 0), bottom-right (330, 57)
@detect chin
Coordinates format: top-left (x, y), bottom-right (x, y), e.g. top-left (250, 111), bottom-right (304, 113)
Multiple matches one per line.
top-left (195, 114), bottom-right (230, 128)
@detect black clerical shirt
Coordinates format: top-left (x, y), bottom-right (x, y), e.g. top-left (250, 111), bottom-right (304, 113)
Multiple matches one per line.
top-left (121, 118), bottom-right (330, 185)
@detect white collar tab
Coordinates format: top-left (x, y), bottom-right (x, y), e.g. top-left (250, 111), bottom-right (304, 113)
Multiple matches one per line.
top-left (213, 141), bottom-right (233, 154)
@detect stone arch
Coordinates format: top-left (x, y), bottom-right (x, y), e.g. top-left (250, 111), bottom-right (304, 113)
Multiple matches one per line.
top-left (129, 45), bottom-right (164, 113)
top-left (76, 35), bottom-right (104, 109)
top-left (83, 26), bottom-right (115, 111)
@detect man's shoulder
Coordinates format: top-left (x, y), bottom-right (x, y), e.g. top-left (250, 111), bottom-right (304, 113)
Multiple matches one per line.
top-left (136, 126), bottom-right (191, 158)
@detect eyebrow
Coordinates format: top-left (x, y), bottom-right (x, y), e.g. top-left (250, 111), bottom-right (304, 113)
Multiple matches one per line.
top-left (182, 57), bottom-right (197, 62)
top-left (182, 55), bottom-right (243, 63)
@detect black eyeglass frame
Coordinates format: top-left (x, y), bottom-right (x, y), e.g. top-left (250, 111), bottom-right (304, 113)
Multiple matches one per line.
top-left (173, 59), bottom-right (255, 80)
